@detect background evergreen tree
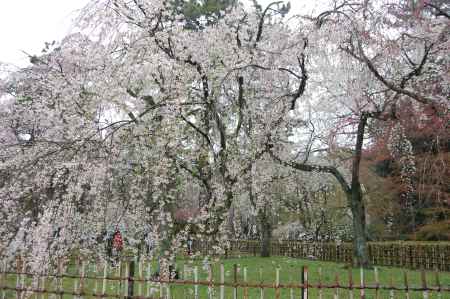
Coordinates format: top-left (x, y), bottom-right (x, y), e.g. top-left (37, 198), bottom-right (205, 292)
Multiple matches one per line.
top-left (170, 0), bottom-right (238, 30)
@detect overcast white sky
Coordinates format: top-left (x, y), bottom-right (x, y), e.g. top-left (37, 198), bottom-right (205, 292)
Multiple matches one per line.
top-left (0, 1), bottom-right (91, 68)
top-left (0, 1), bottom-right (315, 68)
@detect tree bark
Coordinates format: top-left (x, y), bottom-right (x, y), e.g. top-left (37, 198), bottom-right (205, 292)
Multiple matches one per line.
top-left (349, 113), bottom-right (369, 268)
top-left (348, 187), bottom-right (369, 267)
top-left (258, 207), bottom-right (272, 257)
top-left (227, 204), bottom-right (236, 238)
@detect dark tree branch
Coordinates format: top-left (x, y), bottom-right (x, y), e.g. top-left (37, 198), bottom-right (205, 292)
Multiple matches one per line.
top-left (235, 13), bottom-right (247, 48)
top-left (254, 1), bottom-right (283, 47)
top-left (425, 2), bottom-right (450, 19)
top-left (298, 119), bottom-right (316, 163)
top-left (132, 0), bottom-right (148, 17)
top-left (399, 42), bottom-right (433, 88)
top-left (180, 114), bottom-right (212, 147)
top-left (185, 58), bottom-right (210, 104)
top-left (290, 51), bottom-right (308, 110)
top-left (356, 39), bottom-right (437, 105)
top-left (128, 111), bottom-right (138, 123)
top-left (235, 76), bottom-right (245, 136)
top-left (267, 144), bottom-right (351, 194)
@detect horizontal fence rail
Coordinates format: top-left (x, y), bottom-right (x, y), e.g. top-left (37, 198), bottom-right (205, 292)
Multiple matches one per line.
top-left (1, 258), bottom-right (449, 299)
top-left (192, 240), bottom-right (450, 271)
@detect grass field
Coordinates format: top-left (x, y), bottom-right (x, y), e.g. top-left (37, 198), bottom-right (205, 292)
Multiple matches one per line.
top-left (2, 255), bottom-right (449, 298)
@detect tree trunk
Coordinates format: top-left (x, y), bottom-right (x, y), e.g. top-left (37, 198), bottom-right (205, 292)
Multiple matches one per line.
top-left (258, 208), bottom-right (272, 257)
top-left (348, 188), bottom-right (369, 267)
top-left (227, 204), bottom-right (236, 238)
top-left (349, 113), bottom-right (369, 268)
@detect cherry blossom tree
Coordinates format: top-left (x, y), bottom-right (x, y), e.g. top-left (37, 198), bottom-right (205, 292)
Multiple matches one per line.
top-left (0, 0), bottom-right (310, 269)
top-left (267, 0), bottom-right (448, 266)
top-left (1, 0), bottom-right (448, 270)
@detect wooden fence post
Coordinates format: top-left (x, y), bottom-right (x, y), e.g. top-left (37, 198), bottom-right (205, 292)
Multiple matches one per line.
top-left (301, 266), bottom-right (308, 299)
top-left (220, 264), bottom-right (225, 299)
top-left (159, 265), bottom-right (163, 299)
top-left (146, 260), bottom-right (151, 298)
top-left (209, 264), bottom-right (213, 299)
top-left (374, 267), bottom-right (379, 299)
top-left (334, 273), bottom-right (340, 299)
top-left (389, 276), bottom-right (394, 299)
top-left (92, 261), bottom-right (98, 297)
top-left (15, 257), bottom-right (23, 299)
top-left (73, 258), bottom-right (79, 299)
top-left (79, 260), bottom-right (85, 299)
top-left (101, 262), bottom-right (108, 297)
top-left (404, 270), bottom-right (410, 299)
top-left (275, 267), bottom-right (280, 299)
top-left (318, 267), bottom-right (323, 299)
top-left (233, 264), bottom-right (237, 299)
top-left (39, 273), bottom-right (45, 299)
top-left (359, 267), bottom-right (365, 299)
top-left (259, 267), bottom-right (264, 299)
top-left (421, 270), bottom-right (428, 299)
top-left (167, 261), bottom-right (172, 299)
top-left (348, 268), bottom-right (354, 299)
top-left (289, 265), bottom-right (294, 299)
top-left (116, 262), bottom-right (122, 297)
top-left (128, 259), bottom-right (135, 299)
top-left (194, 266), bottom-right (199, 299)
top-left (435, 271), bottom-right (441, 299)
top-left (1, 261), bottom-right (6, 299)
top-left (138, 258), bottom-right (143, 297)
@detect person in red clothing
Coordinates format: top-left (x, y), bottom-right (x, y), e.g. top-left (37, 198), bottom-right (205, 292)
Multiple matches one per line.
top-left (106, 230), bottom-right (123, 265)
top-left (112, 231), bottom-right (123, 251)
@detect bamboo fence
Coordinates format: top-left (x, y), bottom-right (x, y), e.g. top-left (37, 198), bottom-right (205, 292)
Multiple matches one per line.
top-left (193, 240), bottom-right (450, 271)
top-left (1, 257), bottom-right (449, 299)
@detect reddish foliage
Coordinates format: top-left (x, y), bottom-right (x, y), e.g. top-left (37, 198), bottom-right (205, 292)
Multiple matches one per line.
top-left (364, 100), bottom-right (450, 239)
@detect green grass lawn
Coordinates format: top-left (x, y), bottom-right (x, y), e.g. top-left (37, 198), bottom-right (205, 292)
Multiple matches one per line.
top-left (2, 255), bottom-right (449, 298)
